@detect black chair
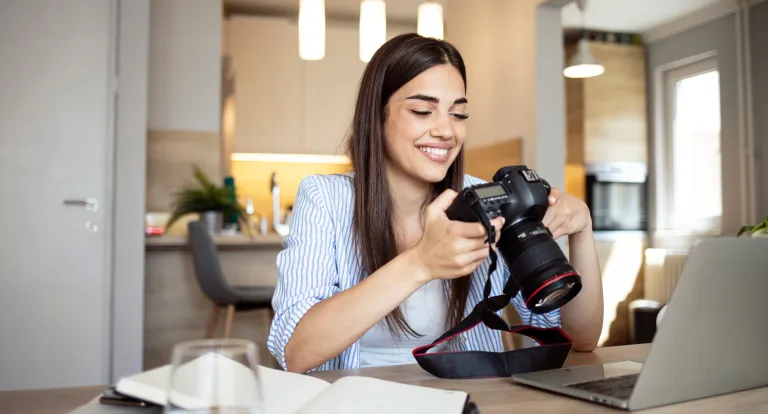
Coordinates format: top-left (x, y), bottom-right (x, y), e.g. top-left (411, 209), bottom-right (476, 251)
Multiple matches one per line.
top-left (187, 220), bottom-right (275, 338)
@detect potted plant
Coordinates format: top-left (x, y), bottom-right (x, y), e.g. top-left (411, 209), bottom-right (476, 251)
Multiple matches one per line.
top-left (737, 215), bottom-right (768, 238)
top-left (165, 166), bottom-right (250, 235)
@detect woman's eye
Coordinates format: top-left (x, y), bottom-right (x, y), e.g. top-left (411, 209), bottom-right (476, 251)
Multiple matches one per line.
top-left (452, 113), bottom-right (470, 120)
top-left (410, 109), bottom-right (431, 116)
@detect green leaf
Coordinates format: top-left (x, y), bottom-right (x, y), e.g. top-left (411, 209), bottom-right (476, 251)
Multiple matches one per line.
top-left (164, 165), bottom-right (252, 237)
top-left (737, 226), bottom-right (754, 236)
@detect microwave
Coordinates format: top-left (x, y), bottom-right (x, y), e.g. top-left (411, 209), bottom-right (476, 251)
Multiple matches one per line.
top-left (585, 162), bottom-right (648, 232)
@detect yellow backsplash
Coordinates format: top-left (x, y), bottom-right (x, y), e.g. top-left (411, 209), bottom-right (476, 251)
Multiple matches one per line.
top-left (230, 160), bottom-right (351, 221)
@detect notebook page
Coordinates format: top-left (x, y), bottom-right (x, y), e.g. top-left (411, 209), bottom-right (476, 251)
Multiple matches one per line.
top-left (295, 376), bottom-right (468, 414)
top-left (258, 365), bottom-right (331, 414)
top-left (116, 354), bottom-right (330, 414)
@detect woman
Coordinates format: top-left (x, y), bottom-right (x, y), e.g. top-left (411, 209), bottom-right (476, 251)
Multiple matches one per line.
top-left (267, 33), bottom-right (603, 374)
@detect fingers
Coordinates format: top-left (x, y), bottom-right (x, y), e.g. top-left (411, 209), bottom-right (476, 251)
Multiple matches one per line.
top-left (428, 189), bottom-right (459, 213)
top-left (452, 235), bottom-right (489, 252)
top-left (448, 216), bottom-right (505, 239)
top-left (449, 221), bottom-right (488, 238)
top-left (548, 215), bottom-right (567, 239)
top-left (455, 248), bottom-right (491, 274)
top-left (548, 188), bottom-right (562, 206)
top-left (542, 208), bottom-right (556, 227)
top-left (491, 217), bottom-right (504, 244)
top-left (461, 256), bottom-right (490, 275)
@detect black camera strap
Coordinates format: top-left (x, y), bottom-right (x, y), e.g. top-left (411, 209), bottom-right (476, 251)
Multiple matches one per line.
top-left (411, 230), bottom-right (573, 379)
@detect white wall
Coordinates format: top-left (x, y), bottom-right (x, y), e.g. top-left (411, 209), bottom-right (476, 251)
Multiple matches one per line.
top-left (224, 15), bottom-right (415, 156)
top-left (445, 0), bottom-right (566, 189)
top-left (444, 0), bottom-right (536, 151)
top-left (750, 1), bottom-right (768, 217)
top-left (149, 0), bottom-right (222, 132)
top-left (113, 0), bottom-right (150, 382)
top-left (646, 14), bottom-right (743, 236)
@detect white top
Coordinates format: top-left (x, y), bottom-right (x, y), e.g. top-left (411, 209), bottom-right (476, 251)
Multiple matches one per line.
top-left (359, 279), bottom-right (449, 367)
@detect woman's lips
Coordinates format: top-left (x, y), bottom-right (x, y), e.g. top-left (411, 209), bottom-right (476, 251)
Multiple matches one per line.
top-left (416, 146), bottom-right (451, 163)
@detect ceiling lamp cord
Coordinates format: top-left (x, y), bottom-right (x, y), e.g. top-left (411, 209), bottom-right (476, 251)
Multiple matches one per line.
top-left (563, 0), bottom-right (605, 78)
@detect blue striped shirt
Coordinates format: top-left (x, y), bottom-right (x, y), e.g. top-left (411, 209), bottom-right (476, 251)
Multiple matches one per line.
top-left (267, 172), bottom-right (561, 372)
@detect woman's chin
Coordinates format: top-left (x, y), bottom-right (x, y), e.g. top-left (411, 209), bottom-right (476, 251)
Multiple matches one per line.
top-left (411, 164), bottom-right (451, 183)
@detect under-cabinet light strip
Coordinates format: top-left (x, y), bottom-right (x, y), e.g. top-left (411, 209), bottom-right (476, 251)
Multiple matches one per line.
top-left (231, 152), bottom-right (350, 164)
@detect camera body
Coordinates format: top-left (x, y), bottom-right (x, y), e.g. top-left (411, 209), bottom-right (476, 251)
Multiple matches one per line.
top-left (446, 166), bottom-right (582, 314)
top-left (446, 166), bottom-right (551, 232)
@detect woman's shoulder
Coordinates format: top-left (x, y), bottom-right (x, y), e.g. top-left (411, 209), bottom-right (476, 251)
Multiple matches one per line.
top-left (299, 172), bottom-right (484, 201)
top-left (462, 173), bottom-right (489, 188)
top-left (295, 172), bottom-right (355, 214)
top-left (298, 172), bottom-right (355, 195)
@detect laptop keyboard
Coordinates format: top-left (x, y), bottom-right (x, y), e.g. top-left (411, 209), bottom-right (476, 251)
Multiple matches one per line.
top-left (565, 373), bottom-right (639, 400)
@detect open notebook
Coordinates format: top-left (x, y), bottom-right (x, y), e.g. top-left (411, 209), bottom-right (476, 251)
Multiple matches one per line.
top-left (114, 353), bottom-right (472, 414)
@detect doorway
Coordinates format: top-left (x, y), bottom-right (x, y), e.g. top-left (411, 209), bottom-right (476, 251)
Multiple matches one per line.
top-left (0, 0), bottom-right (117, 390)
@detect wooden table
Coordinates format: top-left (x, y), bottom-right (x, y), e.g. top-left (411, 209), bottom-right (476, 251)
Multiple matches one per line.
top-left (1, 344), bottom-right (766, 413)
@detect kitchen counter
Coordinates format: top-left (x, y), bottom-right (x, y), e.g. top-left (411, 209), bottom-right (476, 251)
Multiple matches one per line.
top-left (145, 233), bottom-right (285, 250)
top-left (144, 231), bottom-right (283, 370)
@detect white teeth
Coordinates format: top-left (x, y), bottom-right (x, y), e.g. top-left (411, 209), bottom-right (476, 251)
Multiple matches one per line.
top-left (418, 147), bottom-right (448, 156)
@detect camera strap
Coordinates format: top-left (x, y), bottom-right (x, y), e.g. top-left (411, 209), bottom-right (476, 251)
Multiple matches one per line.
top-left (411, 231), bottom-right (573, 379)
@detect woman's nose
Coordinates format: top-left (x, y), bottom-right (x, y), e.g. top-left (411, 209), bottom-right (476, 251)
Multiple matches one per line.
top-left (431, 114), bottom-right (455, 139)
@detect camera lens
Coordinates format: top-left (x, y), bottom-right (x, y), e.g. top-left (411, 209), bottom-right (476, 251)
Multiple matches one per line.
top-left (496, 219), bottom-right (583, 314)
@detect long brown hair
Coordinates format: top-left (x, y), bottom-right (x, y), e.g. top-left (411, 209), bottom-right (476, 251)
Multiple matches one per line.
top-left (345, 33), bottom-right (469, 338)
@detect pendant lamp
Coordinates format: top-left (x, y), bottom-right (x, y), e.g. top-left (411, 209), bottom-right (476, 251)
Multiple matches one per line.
top-left (299, 0), bottom-right (325, 60)
top-left (563, 0), bottom-right (603, 78)
top-left (417, 2), bottom-right (443, 40)
top-left (360, 0), bottom-right (386, 62)
top-left (563, 38), bottom-right (604, 78)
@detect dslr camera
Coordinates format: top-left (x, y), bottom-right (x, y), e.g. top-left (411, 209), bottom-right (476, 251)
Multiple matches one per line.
top-left (446, 166), bottom-right (582, 314)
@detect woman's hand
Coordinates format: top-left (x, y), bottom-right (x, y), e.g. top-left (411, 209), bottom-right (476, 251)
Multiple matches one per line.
top-left (410, 189), bottom-right (504, 282)
top-left (543, 188), bottom-right (592, 240)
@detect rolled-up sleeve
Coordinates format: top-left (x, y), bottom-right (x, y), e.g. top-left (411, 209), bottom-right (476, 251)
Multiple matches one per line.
top-left (267, 176), bottom-right (340, 370)
top-left (503, 266), bottom-right (562, 329)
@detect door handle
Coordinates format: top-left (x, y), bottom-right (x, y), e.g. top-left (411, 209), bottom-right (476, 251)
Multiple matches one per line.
top-left (63, 198), bottom-right (99, 212)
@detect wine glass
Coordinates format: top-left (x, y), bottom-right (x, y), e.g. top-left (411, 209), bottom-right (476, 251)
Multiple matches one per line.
top-left (164, 338), bottom-right (266, 414)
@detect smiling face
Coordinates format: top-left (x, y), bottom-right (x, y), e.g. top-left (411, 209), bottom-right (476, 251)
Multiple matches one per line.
top-left (382, 63), bottom-right (469, 186)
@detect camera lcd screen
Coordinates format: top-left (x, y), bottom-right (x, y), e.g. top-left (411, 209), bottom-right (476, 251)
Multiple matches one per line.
top-left (474, 185), bottom-right (506, 199)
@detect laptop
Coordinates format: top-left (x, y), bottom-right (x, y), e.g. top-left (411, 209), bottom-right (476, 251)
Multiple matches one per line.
top-left (511, 237), bottom-right (768, 411)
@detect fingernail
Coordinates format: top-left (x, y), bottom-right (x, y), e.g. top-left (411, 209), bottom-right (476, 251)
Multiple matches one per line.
top-left (549, 196), bottom-right (556, 204)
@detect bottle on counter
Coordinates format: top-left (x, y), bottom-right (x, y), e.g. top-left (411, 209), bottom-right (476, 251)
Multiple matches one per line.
top-left (271, 172), bottom-right (289, 236)
top-left (223, 176), bottom-right (239, 232)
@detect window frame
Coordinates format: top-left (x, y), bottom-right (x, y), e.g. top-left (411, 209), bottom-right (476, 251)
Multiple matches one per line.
top-left (652, 51), bottom-right (722, 234)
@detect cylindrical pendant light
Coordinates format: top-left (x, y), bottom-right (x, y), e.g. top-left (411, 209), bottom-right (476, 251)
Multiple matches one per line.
top-left (299, 0), bottom-right (325, 60)
top-left (417, 2), bottom-right (443, 40)
top-left (359, 0), bottom-right (386, 63)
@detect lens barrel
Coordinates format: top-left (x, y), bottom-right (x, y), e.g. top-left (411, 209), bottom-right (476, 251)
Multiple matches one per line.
top-left (497, 219), bottom-right (583, 314)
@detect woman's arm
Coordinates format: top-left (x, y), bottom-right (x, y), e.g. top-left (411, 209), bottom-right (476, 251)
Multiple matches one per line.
top-left (559, 226), bottom-right (603, 351)
top-left (542, 190), bottom-right (604, 351)
top-left (272, 182), bottom-right (499, 373)
top-left (284, 249), bottom-right (428, 373)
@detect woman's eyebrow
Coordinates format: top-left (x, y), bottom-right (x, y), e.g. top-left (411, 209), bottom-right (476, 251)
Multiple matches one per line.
top-left (405, 94), bottom-right (468, 105)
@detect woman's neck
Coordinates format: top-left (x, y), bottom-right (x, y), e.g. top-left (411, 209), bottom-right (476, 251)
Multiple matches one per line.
top-left (385, 163), bottom-right (430, 220)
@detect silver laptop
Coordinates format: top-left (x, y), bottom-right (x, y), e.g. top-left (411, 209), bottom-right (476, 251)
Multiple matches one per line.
top-left (511, 237), bottom-right (768, 411)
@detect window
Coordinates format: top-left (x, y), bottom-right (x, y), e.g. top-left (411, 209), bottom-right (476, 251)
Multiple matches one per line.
top-left (660, 57), bottom-right (722, 233)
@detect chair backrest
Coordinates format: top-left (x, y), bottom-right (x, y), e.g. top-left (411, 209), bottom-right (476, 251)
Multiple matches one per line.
top-left (187, 221), bottom-right (237, 305)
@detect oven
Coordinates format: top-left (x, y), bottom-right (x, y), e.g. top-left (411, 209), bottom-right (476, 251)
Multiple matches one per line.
top-left (585, 162), bottom-right (648, 232)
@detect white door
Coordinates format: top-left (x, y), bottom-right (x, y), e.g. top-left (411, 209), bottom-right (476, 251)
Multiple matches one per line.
top-left (0, 0), bottom-right (115, 390)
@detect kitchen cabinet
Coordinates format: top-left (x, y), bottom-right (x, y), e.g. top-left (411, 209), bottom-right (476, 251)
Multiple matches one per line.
top-left (565, 41), bottom-right (648, 165)
top-left (303, 25), bottom-right (367, 155)
top-left (226, 15), bottom-right (408, 156)
top-left (227, 16), bottom-right (305, 154)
